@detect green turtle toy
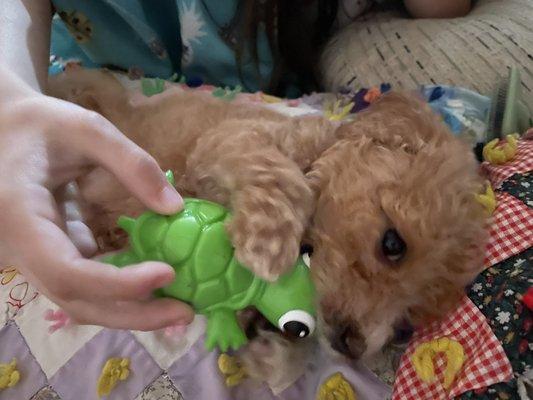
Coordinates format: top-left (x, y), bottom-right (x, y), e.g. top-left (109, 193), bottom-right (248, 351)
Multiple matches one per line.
top-left (103, 171), bottom-right (316, 352)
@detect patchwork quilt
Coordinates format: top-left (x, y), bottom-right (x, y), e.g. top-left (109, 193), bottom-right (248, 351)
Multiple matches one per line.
top-left (0, 72), bottom-right (531, 400)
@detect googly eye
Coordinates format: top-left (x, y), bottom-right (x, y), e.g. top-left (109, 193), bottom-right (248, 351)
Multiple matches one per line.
top-left (278, 310), bottom-right (316, 338)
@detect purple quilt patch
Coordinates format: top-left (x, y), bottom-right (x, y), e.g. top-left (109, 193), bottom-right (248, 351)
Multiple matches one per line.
top-left (168, 337), bottom-right (277, 400)
top-left (168, 338), bottom-right (237, 400)
top-left (167, 337), bottom-right (391, 400)
top-left (279, 349), bottom-right (391, 400)
top-left (49, 329), bottom-right (161, 400)
top-left (0, 323), bottom-right (47, 400)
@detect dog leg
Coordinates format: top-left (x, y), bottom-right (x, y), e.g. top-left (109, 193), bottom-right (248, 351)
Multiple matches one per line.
top-left (183, 120), bottom-right (315, 281)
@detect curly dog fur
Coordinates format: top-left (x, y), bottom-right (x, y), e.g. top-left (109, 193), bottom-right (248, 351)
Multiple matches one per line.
top-left (49, 69), bottom-right (487, 384)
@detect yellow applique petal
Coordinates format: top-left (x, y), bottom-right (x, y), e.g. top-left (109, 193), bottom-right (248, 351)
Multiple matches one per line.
top-left (119, 368), bottom-right (130, 381)
top-left (218, 354), bottom-right (247, 387)
top-left (475, 183), bottom-right (497, 215)
top-left (325, 101), bottom-right (354, 121)
top-left (97, 358), bottom-right (130, 397)
top-left (218, 354), bottom-right (240, 375)
top-left (8, 370), bottom-right (20, 387)
top-left (317, 372), bottom-right (357, 400)
top-left (0, 359), bottom-right (20, 390)
top-left (411, 337), bottom-right (465, 390)
top-left (97, 374), bottom-right (113, 398)
top-left (225, 369), bottom-right (247, 387)
top-left (482, 134), bottom-right (519, 165)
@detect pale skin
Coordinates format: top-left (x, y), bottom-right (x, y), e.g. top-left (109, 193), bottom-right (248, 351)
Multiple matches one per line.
top-left (0, 0), bottom-right (194, 330)
top-left (0, 0), bottom-right (471, 330)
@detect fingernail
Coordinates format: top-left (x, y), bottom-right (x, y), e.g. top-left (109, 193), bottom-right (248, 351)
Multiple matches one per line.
top-left (160, 185), bottom-right (183, 211)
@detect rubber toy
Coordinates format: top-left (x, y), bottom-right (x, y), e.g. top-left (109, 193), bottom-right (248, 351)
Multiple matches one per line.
top-left (103, 172), bottom-right (316, 352)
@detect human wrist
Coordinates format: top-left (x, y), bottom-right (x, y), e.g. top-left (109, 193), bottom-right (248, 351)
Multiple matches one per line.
top-left (0, 64), bottom-right (41, 107)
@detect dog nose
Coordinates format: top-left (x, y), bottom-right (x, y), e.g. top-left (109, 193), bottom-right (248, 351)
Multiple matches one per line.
top-left (330, 325), bottom-right (366, 359)
top-left (392, 322), bottom-right (414, 344)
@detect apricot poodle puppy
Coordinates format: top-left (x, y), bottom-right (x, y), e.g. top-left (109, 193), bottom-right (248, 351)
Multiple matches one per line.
top-left (49, 69), bottom-right (487, 381)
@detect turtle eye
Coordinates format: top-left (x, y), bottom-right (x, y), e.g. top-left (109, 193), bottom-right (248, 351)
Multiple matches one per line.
top-left (381, 229), bottom-right (406, 262)
top-left (278, 310), bottom-right (315, 338)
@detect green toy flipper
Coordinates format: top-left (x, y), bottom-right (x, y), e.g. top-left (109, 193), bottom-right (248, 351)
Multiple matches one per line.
top-left (118, 216), bottom-right (135, 234)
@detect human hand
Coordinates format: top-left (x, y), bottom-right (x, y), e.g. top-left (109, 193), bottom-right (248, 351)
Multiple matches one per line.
top-left (0, 76), bottom-right (194, 330)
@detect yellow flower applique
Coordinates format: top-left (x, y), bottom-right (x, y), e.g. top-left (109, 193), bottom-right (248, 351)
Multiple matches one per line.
top-left (411, 337), bottom-right (465, 389)
top-left (0, 358), bottom-right (20, 390)
top-left (482, 134), bottom-right (519, 165)
top-left (475, 182), bottom-right (497, 215)
top-left (218, 354), bottom-right (247, 387)
top-left (317, 372), bottom-right (357, 400)
top-left (97, 357), bottom-right (130, 397)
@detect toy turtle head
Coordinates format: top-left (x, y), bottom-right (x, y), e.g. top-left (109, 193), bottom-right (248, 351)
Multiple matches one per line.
top-left (253, 256), bottom-right (316, 339)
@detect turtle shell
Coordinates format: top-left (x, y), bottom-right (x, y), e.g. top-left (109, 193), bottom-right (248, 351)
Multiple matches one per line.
top-left (126, 198), bottom-right (256, 312)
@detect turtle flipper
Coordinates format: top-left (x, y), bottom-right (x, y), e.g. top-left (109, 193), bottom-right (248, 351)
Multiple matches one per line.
top-left (205, 309), bottom-right (247, 352)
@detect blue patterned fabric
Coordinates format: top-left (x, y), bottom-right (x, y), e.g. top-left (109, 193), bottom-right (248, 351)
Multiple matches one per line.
top-left (50, 0), bottom-right (276, 92)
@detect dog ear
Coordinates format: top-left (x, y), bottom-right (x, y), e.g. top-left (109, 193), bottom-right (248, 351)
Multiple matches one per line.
top-left (335, 91), bottom-right (442, 152)
top-left (304, 138), bottom-right (355, 201)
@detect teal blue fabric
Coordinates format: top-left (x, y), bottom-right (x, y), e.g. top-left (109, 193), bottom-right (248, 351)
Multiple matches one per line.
top-left (50, 0), bottom-right (274, 92)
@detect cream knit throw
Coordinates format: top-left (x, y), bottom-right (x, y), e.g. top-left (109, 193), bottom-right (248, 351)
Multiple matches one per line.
top-left (320, 0), bottom-right (533, 105)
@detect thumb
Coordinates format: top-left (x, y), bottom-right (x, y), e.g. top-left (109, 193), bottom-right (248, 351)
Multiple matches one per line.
top-left (69, 110), bottom-right (183, 214)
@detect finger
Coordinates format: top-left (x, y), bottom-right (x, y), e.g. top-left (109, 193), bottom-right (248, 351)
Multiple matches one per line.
top-left (62, 107), bottom-right (182, 215)
top-left (65, 220), bottom-right (97, 257)
top-left (55, 183), bottom-right (98, 257)
top-left (66, 297), bottom-right (194, 331)
top-left (71, 259), bottom-right (178, 301)
top-left (16, 216), bottom-right (179, 302)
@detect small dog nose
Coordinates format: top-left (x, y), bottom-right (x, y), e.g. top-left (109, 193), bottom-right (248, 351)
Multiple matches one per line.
top-left (393, 322), bottom-right (414, 344)
top-left (330, 325), bottom-right (365, 359)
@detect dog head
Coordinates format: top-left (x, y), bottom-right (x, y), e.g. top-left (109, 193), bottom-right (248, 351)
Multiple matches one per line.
top-left (307, 92), bottom-right (487, 359)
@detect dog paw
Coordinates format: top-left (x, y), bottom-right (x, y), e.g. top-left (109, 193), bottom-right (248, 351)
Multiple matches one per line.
top-left (227, 189), bottom-right (304, 281)
top-left (239, 330), bottom-right (313, 391)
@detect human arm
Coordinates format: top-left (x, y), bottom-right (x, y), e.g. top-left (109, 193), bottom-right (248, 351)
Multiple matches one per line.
top-left (0, 0), bottom-right (193, 330)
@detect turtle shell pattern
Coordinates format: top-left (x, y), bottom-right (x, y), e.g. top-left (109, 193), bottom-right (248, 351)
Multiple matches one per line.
top-left (125, 199), bottom-right (257, 313)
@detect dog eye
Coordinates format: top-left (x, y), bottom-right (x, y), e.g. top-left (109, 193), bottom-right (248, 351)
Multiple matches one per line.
top-left (300, 244), bottom-right (314, 256)
top-left (381, 229), bottom-right (406, 262)
top-left (300, 244), bottom-right (313, 268)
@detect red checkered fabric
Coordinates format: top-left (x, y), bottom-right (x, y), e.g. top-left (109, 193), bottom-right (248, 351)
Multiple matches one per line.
top-left (392, 297), bottom-right (513, 400)
top-left (484, 192), bottom-right (533, 268)
top-left (482, 140), bottom-right (533, 188)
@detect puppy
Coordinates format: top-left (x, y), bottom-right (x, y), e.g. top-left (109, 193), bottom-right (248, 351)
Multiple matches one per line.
top-left (49, 69), bottom-right (487, 384)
